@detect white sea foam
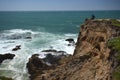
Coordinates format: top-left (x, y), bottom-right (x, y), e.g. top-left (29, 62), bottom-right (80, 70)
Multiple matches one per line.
top-left (0, 29), bottom-right (78, 80)
top-left (5, 29), bottom-right (38, 34)
top-left (0, 29), bottom-right (39, 40)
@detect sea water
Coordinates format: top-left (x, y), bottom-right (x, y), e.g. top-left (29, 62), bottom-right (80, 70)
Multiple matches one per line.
top-left (0, 11), bottom-right (120, 80)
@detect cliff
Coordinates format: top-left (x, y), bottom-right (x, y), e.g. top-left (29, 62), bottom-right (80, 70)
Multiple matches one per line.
top-left (27, 19), bottom-right (120, 80)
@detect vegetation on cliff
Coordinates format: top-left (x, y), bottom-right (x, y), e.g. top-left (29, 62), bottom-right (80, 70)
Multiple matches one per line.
top-left (108, 37), bottom-right (120, 80)
top-left (108, 19), bottom-right (120, 80)
top-left (0, 76), bottom-right (13, 80)
top-left (110, 19), bottom-right (120, 27)
top-left (108, 37), bottom-right (120, 60)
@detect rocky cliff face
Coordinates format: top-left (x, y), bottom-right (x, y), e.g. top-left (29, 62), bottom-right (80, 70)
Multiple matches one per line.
top-left (27, 19), bottom-right (120, 80)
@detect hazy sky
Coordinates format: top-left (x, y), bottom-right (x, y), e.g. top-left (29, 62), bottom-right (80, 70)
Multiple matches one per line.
top-left (0, 0), bottom-right (120, 11)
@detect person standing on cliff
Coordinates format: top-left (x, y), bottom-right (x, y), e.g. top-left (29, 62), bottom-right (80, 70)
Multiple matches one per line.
top-left (91, 14), bottom-right (95, 20)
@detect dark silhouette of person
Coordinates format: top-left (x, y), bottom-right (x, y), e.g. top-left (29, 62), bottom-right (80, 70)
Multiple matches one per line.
top-left (91, 14), bottom-right (95, 20)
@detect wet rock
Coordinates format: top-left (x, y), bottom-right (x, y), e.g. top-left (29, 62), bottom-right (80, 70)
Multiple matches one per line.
top-left (43, 53), bottom-right (67, 65)
top-left (65, 38), bottom-right (75, 46)
top-left (65, 38), bottom-right (74, 43)
top-left (0, 53), bottom-right (15, 64)
top-left (12, 45), bottom-right (21, 51)
top-left (42, 49), bottom-right (57, 53)
top-left (41, 49), bottom-right (68, 56)
top-left (26, 54), bottom-right (50, 79)
top-left (57, 51), bottom-right (67, 54)
top-left (27, 50), bottom-right (69, 79)
top-left (26, 36), bottom-right (32, 39)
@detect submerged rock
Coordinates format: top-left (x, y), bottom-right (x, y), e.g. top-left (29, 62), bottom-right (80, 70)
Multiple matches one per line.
top-left (0, 53), bottom-right (15, 64)
top-left (12, 45), bottom-right (21, 51)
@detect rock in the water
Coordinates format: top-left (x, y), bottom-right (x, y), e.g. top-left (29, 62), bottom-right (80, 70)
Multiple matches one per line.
top-left (26, 36), bottom-right (32, 39)
top-left (65, 38), bottom-right (75, 46)
top-left (12, 45), bottom-right (21, 51)
top-left (42, 49), bottom-right (57, 53)
top-left (65, 38), bottom-right (74, 43)
top-left (0, 53), bottom-right (15, 64)
top-left (57, 51), bottom-right (67, 54)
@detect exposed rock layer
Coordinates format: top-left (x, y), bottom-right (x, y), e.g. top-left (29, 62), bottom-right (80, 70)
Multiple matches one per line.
top-left (27, 19), bottom-right (120, 80)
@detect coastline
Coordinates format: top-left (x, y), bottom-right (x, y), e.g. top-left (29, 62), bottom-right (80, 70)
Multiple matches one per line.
top-left (0, 11), bottom-right (120, 80)
top-left (27, 19), bottom-right (120, 80)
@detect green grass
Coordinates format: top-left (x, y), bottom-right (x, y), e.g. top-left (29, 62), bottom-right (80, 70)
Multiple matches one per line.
top-left (108, 37), bottom-right (120, 60)
top-left (112, 67), bottom-right (120, 80)
top-left (110, 19), bottom-right (120, 27)
top-left (108, 37), bottom-right (120, 80)
top-left (0, 76), bottom-right (13, 80)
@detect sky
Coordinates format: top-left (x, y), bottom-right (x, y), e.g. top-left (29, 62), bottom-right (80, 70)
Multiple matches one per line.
top-left (0, 0), bottom-right (120, 11)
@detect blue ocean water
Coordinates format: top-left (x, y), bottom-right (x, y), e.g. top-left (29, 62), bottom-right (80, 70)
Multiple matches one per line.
top-left (0, 11), bottom-right (120, 80)
top-left (0, 11), bottom-right (120, 33)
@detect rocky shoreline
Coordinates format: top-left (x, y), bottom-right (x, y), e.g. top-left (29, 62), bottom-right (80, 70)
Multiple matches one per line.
top-left (0, 18), bottom-right (120, 80)
top-left (27, 19), bottom-right (120, 80)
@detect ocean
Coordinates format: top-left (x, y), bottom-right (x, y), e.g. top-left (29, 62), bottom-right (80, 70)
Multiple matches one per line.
top-left (0, 11), bottom-right (120, 80)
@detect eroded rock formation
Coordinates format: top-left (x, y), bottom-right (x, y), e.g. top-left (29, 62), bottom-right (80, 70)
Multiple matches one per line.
top-left (27, 19), bottom-right (120, 80)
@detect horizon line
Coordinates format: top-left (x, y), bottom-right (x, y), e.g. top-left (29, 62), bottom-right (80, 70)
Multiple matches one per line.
top-left (0, 10), bottom-right (120, 12)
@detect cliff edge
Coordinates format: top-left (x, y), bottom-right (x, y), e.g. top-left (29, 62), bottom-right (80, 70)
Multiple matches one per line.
top-left (27, 19), bottom-right (120, 80)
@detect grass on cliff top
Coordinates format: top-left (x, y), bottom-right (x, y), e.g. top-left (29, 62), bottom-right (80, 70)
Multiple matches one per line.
top-left (110, 19), bottom-right (120, 27)
top-left (0, 76), bottom-right (13, 80)
top-left (108, 37), bottom-right (120, 80)
top-left (108, 37), bottom-right (120, 60)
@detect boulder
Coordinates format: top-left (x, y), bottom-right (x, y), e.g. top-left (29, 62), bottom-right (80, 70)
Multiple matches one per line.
top-left (0, 53), bottom-right (15, 64)
top-left (12, 45), bottom-right (21, 51)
